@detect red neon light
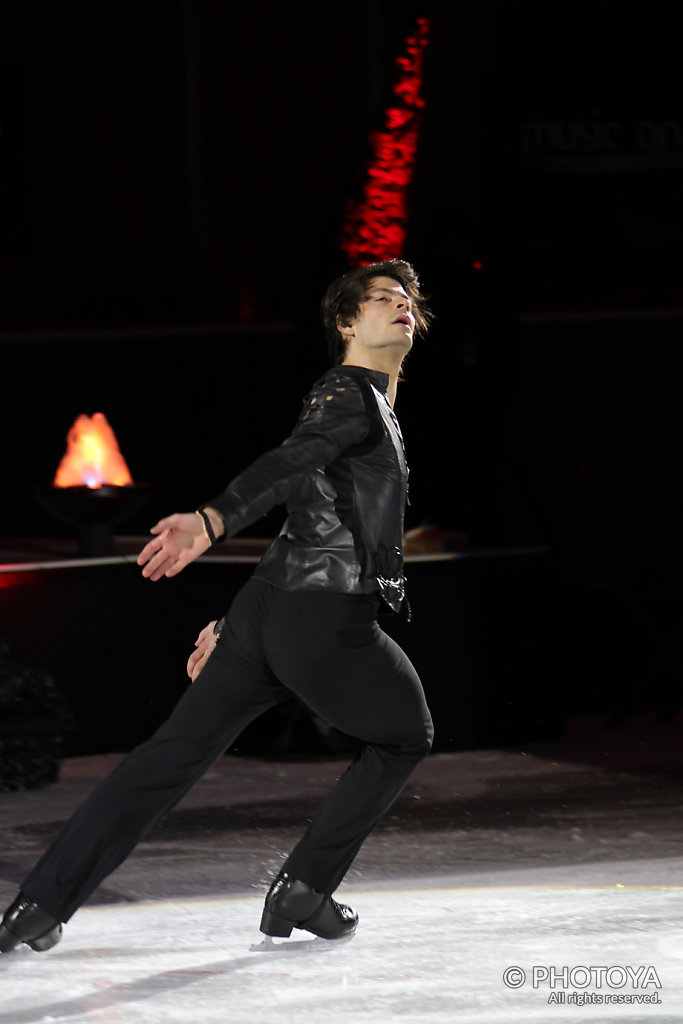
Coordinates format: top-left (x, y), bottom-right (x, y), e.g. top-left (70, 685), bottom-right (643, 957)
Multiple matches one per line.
top-left (341, 17), bottom-right (430, 266)
top-left (0, 572), bottom-right (23, 590)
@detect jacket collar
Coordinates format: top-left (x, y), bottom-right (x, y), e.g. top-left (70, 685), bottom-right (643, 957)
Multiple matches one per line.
top-left (334, 364), bottom-right (389, 393)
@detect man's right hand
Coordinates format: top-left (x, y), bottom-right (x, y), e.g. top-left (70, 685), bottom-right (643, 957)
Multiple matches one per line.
top-left (187, 620), bottom-right (219, 681)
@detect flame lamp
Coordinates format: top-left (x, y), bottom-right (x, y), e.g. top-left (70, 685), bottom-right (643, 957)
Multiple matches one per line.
top-left (35, 413), bottom-right (150, 557)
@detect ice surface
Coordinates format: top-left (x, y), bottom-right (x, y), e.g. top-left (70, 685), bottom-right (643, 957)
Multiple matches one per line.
top-left (3, 733), bottom-right (683, 1023)
top-left (2, 871), bottom-right (682, 1024)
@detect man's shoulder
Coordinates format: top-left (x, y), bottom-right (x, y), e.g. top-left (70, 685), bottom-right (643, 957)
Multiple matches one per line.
top-left (294, 369), bottom-right (375, 432)
top-left (292, 367), bottom-right (384, 449)
top-left (304, 368), bottom-right (365, 405)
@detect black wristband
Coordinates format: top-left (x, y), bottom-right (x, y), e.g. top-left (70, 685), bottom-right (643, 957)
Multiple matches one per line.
top-left (195, 508), bottom-right (217, 546)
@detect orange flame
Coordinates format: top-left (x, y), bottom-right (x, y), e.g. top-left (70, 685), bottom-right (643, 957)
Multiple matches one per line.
top-left (53, 413), bottom-right (133, 489)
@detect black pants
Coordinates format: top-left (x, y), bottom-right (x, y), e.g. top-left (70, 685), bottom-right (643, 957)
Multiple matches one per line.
top-left (22, 579), bottom-right (433, 923)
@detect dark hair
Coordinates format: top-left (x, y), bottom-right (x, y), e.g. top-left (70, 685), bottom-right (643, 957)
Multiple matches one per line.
top-left (321, 259), bottom-right (432, 366)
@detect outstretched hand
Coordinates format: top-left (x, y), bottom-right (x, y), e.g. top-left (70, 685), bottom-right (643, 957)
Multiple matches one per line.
top-left (137, 512), bottom-right (210, 580)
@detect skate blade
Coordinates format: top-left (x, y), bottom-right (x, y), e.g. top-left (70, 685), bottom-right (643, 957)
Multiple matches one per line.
top-left (249, 932), bottom-right (355, 953)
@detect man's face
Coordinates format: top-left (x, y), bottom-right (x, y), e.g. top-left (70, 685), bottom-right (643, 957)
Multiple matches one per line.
top-left (340, 276), bottom-right (415, 355)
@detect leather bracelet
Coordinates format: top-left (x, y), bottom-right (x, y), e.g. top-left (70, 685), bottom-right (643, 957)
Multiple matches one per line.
top-left (195, 508), bottom-right (216, 546)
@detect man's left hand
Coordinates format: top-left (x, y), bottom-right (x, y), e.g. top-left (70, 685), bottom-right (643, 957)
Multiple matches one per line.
top-left (137, 512), bottom-right (210, 580)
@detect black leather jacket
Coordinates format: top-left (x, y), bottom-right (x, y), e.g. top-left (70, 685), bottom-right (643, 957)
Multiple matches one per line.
top-left (205, 364), bottom-right (409, 614)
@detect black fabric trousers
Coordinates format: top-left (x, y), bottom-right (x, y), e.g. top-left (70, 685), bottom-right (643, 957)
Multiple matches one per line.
top-left (22, 579), bottom-right (433, 923)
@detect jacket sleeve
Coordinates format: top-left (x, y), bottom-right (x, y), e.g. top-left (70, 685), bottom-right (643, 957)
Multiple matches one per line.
top-left (203, 373), bottom-right (372, 539)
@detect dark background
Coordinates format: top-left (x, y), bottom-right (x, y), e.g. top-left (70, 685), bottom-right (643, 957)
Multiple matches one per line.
top-left (2, 1), bottom-right (683, 752)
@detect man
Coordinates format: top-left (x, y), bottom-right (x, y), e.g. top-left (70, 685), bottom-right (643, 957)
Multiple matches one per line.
top-left (0, 258), bottom-right (434, 954)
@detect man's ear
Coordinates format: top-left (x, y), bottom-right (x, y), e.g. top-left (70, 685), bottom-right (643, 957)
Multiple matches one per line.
top-left (336, 315), bottom-right (355, 341)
